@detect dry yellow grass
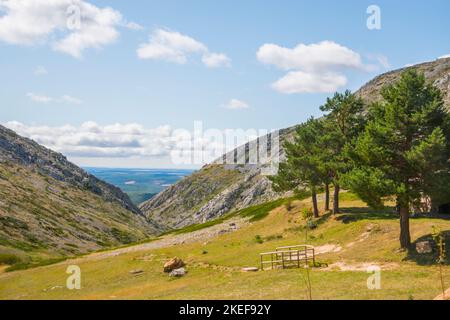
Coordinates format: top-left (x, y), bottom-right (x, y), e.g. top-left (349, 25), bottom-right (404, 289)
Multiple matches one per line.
top-left (0, 194), bottom-right (448, 300)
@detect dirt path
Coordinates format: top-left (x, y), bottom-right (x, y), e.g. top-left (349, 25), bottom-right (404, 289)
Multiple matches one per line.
top-left (0, 217), bottom-right (249, 280)
top-left (53, 217), bottom-right (249, 266)
top-left (324, 261), bottom-right (399, 272)
top-left (434, 288), bottom-right (450, 300)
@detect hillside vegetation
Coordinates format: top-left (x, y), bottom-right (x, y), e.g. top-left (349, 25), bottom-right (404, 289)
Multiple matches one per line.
top-left (141, 58), bottom-right (450, 231)
top-left (1, 193), bottom-right (448, 300)
top-left (0, 162), bottom-right (158, 270)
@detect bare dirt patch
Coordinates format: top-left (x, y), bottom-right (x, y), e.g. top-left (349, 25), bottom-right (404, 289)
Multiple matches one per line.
top-left (434, 288), bottom-right (450, 300)
top-left (84, 217), bottom-right (250, 262)
top-left (324, 261), bottom-right (399, 272)
top-left (314, 244), bottom-right (342, 255)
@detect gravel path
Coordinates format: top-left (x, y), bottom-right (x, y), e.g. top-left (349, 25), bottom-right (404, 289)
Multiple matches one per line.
top-left (79, 217), bottom-right (249, 262)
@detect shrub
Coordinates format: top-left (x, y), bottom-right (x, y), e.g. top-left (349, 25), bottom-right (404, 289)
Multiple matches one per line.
top-left (255, 235), bottom-right (264, 244)
top-left (0, 253), bottom-right (21, 265)
top-left (306, 220), bottom-right (318, 230)
top-left (302, 208), bottom-right (314, 220)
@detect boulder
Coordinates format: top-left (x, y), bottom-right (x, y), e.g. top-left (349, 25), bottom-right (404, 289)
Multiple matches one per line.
top-left (416, 241), bottom-right (433, 254)
top-left (169, 268), bottom-right (187, 277)
top-left (164, 257), bottom-right (185, 273)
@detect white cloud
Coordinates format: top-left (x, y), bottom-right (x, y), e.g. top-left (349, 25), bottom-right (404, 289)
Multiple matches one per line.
top-left (137, 28), bottom-right (231, 68)
top-left (61, 95), bottom-right (83, 105)
top-left (27, 92), bottom-right (83, 104)
top-left (3, 121), bottom-right (265, 166)
top-left (5, 121), bottom-right (173, 158)
top-left (257, 41), bottom-right (375, 94)
top-left (223, 99), bottom-right (250, 110)
top-left (367, 54), bottom-right (390, 69)
top-left (27, 92), bottom-right (53, 103)
top-left (124, 21), bottom-right (144, 31)
top-left (257, 41), bottom-right (366, 71)
top-left (438, 54), bottom-right (450, 59)
top-left (34, 66), bottom-right (48, 75)
top-left (202, 53), bottom-right (231, 68)
top-left (0, 0), bottom-right (133, 58)
top-left (272, 71), bottom-right (348, 94)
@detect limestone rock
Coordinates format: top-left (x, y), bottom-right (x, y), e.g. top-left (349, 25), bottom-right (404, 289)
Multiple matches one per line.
top-left (169, 268), bottom-right (187, 277)
top-left (164, 257), bottom-right (185, 273)
top-left (241, 267), bottom-right (258, 272)
top-left (416, 241), bottom-right (433, 254)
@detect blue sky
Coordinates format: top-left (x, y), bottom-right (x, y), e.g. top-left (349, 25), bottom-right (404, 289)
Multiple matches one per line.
top-left (1, 0), bottom-right (449, 168)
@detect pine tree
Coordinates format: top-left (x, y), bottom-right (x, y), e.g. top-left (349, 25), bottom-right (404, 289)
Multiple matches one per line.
top-left (320, 90), bottom-right (366, 213)
top-left (270, 118), bottom-right (326, 218)
top-left (343, 70), bottom-right (450, 249)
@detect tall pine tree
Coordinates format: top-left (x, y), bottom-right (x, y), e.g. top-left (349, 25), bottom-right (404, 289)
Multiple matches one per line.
top-left (270, 118), bottom-right (326, 217)
top-left (320, 90), bottom-right (366, 213)
top-left (343, 70), bottom-right (450, 249)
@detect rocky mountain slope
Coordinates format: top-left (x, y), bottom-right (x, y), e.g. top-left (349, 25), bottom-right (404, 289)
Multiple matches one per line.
top-left (141, 58), bottom-right (450, 231)
top-left (0, 125), bottom-right (158, 265)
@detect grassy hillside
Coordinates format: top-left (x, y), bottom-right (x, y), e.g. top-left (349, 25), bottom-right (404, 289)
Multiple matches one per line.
top-left (141, 165), bottom-right (245, 229)
top-left (0, 162), bottom-right (157, 270)
top-left (141, 58), bottom-right (450, 232)
top-left (1, 193), bottom-right (448, 300)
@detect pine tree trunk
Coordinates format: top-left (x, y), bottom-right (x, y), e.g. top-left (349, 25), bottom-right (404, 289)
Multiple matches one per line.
top-left (312, 189), bottom-right (319, 218)
top-left (325, 183), bottom-right (330, 212)
top-left (333, 184), bottom-right (340, 214)
top-left (399, 205), bottom-right (411, 249)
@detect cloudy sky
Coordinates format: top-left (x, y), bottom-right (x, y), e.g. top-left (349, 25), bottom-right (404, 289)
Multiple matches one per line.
top-left (1, 0), bottom-right (449, 168)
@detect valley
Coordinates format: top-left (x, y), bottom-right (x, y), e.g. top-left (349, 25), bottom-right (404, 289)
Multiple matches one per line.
top-left (0, 193), bottom-right (448, 300)
top-left (1, 58), bottom-right (450, 300)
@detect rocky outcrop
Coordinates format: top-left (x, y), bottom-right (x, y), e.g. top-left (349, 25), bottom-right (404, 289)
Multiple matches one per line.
top-left (141, 58), bottom-right (450, 231)
top-left (0, 124), bottom-right (140, 215)
top-left (163, 257), bottom-right (185, 273)
top-left (0, 126), bottom-right (159, 262)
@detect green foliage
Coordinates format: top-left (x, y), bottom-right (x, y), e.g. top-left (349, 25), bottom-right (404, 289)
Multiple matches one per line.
top-left (254, 235), bottom-right (264, 244)
top-left (5, 257), bottom-right (66, 272)
top-left (0, 253), bottom-right (22, 265)
top-left (306, 220), bottom-right (318, 230)
top-left (301, 207), bottom-right (314, 220)
top-left (238, 198), bottom-right (288, 222)
top-left (344, 70), bottom-right (450, 209)
top-left (110, 228), bottom-right (135, 244)
top-left (432, 227), bottom-right (447, 264)
top-left (343, 70), bottom-right (450, 247)
top-left (319, 90), bottom-right (366, 176)
top-left (0, 216), bottom-right (29, 230)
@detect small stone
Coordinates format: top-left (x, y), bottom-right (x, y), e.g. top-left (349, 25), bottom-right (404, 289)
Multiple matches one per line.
top-left (163, 257), bottom-right (185, 273)
top-left (416, 241), bottom-right (433, 254)
top-left (129, 269), bottom-right (144, 275)
top-left (169, 268), bottom-right (187, 277)
top-left (241, 267), bottom-right (259, 272)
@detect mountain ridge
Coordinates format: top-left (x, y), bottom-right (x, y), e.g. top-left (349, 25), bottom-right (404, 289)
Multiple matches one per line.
top-left (0, 125), bottom-right (159, 266)
top-left (141, 58), bottom-right (450, 231)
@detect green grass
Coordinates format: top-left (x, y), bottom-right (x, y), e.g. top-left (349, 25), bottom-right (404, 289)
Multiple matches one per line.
top-left (0, 194), bottom-right (449, 300)
top-left (5, 257), bottom-right (67, 272)
top-left (165, 195), bottom-right (309, 235)
top-left (0, 254), bottom-right (22, 266)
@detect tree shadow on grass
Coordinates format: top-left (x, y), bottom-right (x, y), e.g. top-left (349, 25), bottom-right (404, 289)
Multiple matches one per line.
top-left (336, 207), bottom-right (398, 223)
top-left (336, 207), bottom-right (450, 224)
top-left (404, 231), bottom-right (450, 266)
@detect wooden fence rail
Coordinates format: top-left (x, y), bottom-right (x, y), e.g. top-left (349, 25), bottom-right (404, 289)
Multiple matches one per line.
top-left (260, 245), bottom-right (315, 271)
